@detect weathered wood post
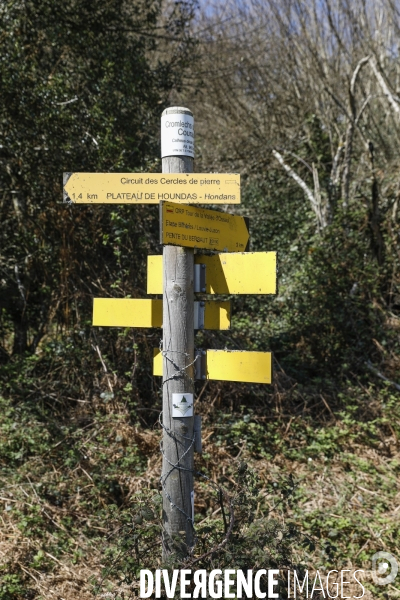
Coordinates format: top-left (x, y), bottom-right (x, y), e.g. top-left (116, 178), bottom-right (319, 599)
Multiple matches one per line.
top-left (160, 107), bottom-right (195, 559)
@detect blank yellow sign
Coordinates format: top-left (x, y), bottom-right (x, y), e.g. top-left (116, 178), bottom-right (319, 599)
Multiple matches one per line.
top-left (202, 301), bottom-right (231, 330)
top-left (147, 252), bottom-right (277, 295)
top-left (93, 298), bottom-right (162, 327)
top-left (153, 349), bottom-right (272, 384)
top-left (93, 298), bottom-right (230, 329)
top-left (207, 350), bottom-right (272, 383)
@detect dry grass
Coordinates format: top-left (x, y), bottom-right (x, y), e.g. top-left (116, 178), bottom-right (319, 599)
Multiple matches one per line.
top-left (1, 409), bottom-right (399, 599)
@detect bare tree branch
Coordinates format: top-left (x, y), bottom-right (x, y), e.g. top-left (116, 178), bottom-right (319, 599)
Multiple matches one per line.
top-left (350, 56), bottom-right (370, 96)
top-left (272, 149), bottom-right (326, 229)
top-left (342, 56), bottom-right (370, 207)
top-left (369, 56), bottom-right (400, 117)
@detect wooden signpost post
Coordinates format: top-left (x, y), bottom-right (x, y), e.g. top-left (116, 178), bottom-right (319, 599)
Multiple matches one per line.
top-left (63, 106), bottom-right (277, 562)
top-left (160, 108), bottom-right (196, 558)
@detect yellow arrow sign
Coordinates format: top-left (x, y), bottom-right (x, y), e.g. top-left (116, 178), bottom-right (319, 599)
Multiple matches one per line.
top-left (147, 252), bottom-right (277, 295)
top-left (153, 349), bottom-right (272, 384)
top-left (161, 201), bottom-right (249, 252)
top-left (63, 173), bottom-right (240, 204)
top-left (92, 298), bottom-right (231, 330)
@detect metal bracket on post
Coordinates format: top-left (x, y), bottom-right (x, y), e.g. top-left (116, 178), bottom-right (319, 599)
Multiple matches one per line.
top-left (194, 301), bottom-right (205, 330)
top-left (194, 349), bottom-right (206, 380)
top-left (194, 415), bottom-right (202, 453)
top-left (194, 263), bottom-right (206, 293)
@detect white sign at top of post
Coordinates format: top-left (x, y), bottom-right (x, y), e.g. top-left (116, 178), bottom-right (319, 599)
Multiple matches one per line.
top-left (161, 107), bottom-right (194, 158)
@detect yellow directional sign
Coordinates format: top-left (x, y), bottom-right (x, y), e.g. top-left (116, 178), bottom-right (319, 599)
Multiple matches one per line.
top-left (147, 252), bottom-right (277, 295)
top-left (93, 299), bottom-right (161, 328)
top-left (161, 201), bottom-right (249, 252)
top-left (63, 173), bottom-right (240, 204)
top-left (153, 349), bottom-right (272, 384)
top-left (206, 350), bottom-right (272, 384)
top-left (92, 298), bottom-right (231, 330)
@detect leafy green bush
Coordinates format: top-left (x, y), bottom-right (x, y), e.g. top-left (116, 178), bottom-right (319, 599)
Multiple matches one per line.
top-left (92, 465), bottom-right (308, 598)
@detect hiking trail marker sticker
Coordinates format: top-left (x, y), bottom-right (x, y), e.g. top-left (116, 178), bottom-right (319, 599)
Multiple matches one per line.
top-left (172, 393), bottom-right (194, 418)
